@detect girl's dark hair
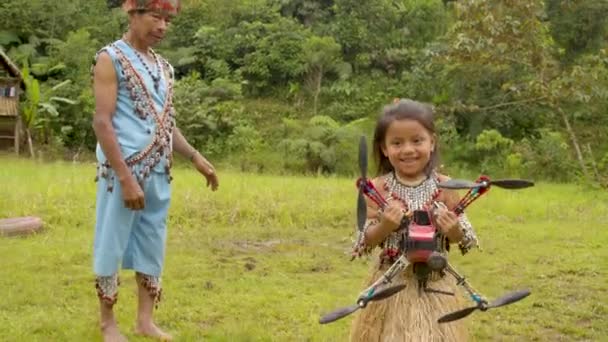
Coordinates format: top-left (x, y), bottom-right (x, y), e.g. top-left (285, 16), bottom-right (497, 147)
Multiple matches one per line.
top-left (373, 98), bottom-right (439, 176)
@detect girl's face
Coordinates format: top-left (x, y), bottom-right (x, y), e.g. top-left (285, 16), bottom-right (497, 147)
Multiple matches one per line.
top-left (381, 119), bottom-right (435, 182)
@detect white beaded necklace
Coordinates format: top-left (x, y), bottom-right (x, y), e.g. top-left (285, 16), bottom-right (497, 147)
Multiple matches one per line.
top-left (385, 171), bottom-right (441, 211)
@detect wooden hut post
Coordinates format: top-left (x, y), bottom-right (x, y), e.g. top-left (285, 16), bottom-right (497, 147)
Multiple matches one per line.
top-left (0, 50), bottom-right (25, 155)
top-left (14, 115), bottom-right (21, 155)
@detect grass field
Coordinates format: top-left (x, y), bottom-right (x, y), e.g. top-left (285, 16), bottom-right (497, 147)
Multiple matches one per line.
top-left (0, 156), bottom-right (606, 341)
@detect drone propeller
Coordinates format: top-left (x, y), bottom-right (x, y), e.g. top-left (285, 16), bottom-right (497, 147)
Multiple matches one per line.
top-left (319, 303), bottom-right (360, 324)
top-left (438, 178), bottom-right (534, 190)
top-left (489, 179), bottom-right (535, 189)
top-left (487, 289), bottom-right (532, 308)
top-left (437, 306), bottom-right (478, 323)
top-left (357, 191), bottom-right (366, 233)
top-left (358, 136), bottom-right (367, 180)
top-left (369, 284), bottom-right (407, 300)
top-left (319, 285), bottom-right (406, 324)
top-left (437, 179), bottom-right (481, 189)
top-left (437, 289), bottom-right (530, 323)
top-left (357, 136), bottom-right (368, 232)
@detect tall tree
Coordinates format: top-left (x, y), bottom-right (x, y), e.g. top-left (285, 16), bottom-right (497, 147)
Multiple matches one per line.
top-left (433, 0), bottom-right (608, 182)
top-left (546, 0), bottom-right (608, 63)
top-left (299, 36), bottom-right (344, 114)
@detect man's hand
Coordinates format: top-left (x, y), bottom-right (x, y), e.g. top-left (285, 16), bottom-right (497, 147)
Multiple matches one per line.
top-left (120, 175), bottom-right (145, 210)
top-left (192, 152), bottom-right (219, 191)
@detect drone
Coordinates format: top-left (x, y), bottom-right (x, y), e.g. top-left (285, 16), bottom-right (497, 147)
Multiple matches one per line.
top-left (319, 136), bottom-right (534, 325)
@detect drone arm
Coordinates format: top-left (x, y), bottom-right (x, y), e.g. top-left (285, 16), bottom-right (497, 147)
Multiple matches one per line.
top-left (360, 178), bottom-right (390, 210)
top-left (358, 255), bottom-right (410, 301)
top-left (445, 263), bottom-right (487, 308)
top-left (351, 178), bottom-right (386, 259)
top-left (359, 179), bottom-right (406, 249)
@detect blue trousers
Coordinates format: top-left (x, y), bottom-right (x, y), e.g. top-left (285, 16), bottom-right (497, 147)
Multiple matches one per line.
top-left (93, 171), bottom-right (171, 277)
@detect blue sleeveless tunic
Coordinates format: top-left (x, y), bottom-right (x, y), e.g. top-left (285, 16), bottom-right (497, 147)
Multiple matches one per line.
top-left (94, 39), bottom-right (175, 187)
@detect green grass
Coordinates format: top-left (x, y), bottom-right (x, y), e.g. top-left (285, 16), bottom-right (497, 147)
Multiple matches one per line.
top-left (0, 156), bottom-right (606, 341)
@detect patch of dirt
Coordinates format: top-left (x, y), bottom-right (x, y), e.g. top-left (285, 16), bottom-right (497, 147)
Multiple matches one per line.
top-left (243, 256), bottom-right (257, 271)
top-left (230, 239), bottom-right (282, 252)
top-left (511, 216), bottom-right (525, 223)
top-left (198, 315), bottom-right (223, 330)
top-left (537, 328), bottom-right (572, 342)
top-left (309, 261), bottom-right (333, 273)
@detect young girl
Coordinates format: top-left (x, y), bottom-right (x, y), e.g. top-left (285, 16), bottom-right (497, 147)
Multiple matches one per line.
top-left (350, 99), bottom-right (479, 341)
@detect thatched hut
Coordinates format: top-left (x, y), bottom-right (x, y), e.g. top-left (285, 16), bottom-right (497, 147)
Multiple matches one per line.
top-left (0, 49), bottom-right (24, 154)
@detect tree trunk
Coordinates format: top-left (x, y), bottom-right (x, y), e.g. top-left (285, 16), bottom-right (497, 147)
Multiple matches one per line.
top-left (14, 116), bottom-right (21, 156)
top-left (557, 107), bottom-right (590, 181)
top-left (312, 66), bottom-right (323, 115)
top-left (585, 143), bottom-right (601, 183)
top-left (26, 128), bottom-right (35, 158)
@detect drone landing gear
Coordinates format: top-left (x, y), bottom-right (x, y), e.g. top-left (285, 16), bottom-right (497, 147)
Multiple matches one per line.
top-left (445, 263), bottom-right (482, 302)
top-left (318, 256), bottom-right (410, 324)
top-left (412, 263), bottom-right (454, 297)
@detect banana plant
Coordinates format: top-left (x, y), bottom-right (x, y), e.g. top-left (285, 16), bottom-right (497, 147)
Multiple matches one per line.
top-left (21, 65), bottom-right (76, 157)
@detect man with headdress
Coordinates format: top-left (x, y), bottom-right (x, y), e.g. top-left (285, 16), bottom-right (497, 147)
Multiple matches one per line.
top-left (91, 1), bottom-right (218, 340)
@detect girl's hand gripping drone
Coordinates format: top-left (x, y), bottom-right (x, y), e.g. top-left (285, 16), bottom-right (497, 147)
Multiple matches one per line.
top-left (319, 136), bottom-right (534, 325)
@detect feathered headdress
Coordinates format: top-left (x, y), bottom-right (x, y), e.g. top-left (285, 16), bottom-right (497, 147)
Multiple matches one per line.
top-left (107, 0), bottom-right (181, 15)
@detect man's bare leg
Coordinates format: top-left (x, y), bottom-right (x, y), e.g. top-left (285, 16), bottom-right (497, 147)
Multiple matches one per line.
top-left (100, 299), bottom-right (127, 342)
top-left (96, 275), bottom-right (126, 342)
top-left (134, 273), bottom-right (172, 341)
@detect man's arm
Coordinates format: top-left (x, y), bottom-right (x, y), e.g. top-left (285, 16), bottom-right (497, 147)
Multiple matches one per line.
top-left (172, 128), bottom-right (210, 171)
top-left (92, 52), bottom-right (130, 180)
top-left (172, 127), bottom-right (197, 161)
top-left (173, 127), bottom-right (219, 190)
top-left (92, 52), bottom-right (145, 209)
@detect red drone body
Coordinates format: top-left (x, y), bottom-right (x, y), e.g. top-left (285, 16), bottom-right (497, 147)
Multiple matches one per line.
top-left (404, 210), bottom-right (447, 271)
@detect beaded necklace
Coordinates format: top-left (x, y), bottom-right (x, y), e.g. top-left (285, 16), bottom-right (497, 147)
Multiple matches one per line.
top-left (122, 36), bottom-right (162, 92)
top-left (384, 171), bottom-right (442, 212)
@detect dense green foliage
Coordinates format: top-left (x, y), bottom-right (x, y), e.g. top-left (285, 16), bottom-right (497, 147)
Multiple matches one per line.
top-left (1, 0), bottom-right (607, 184)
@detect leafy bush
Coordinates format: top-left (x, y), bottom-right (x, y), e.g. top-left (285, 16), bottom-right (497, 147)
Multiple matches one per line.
top-left (474, 129), bottom-right (514, 175)
top-left (517, 129), bottom-right (576, 181)
top-left (279, 115), bottom-right (361, 175)
top-left (173, 72), bottom-right (244, 158)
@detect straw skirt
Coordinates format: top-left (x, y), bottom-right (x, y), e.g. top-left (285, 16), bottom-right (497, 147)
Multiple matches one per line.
top-left (350, 261), bottom-right (470, 342)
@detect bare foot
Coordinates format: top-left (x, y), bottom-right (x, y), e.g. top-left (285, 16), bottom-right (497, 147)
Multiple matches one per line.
top-left (135, 322), bottom-right (173, 341)
top-left (101, 321), bottom-right (128, 342)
